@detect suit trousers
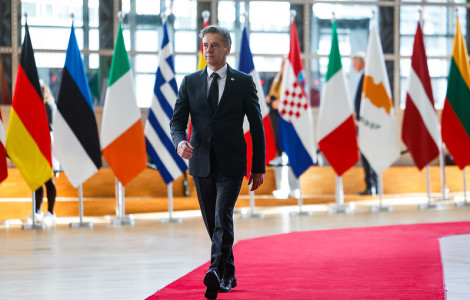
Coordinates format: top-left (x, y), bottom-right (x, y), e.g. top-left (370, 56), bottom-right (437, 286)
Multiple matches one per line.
top-left (193, 147), bottom-right (243, 279)
top-left (360, 153), bottom-right (378, 190)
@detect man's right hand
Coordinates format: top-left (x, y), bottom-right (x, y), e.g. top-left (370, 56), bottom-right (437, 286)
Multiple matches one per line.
top-left (177, 141), bottom-right (194, 159)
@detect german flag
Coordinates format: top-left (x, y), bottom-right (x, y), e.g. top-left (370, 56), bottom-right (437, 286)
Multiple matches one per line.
top-left (5, 23), bottom-right (52, 191)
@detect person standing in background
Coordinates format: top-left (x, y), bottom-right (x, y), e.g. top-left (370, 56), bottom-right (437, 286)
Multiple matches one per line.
top-left (265, 56), bottom-right (286, 164)
top-left (353, 52), bottom-right (378, 195)
top-left (22, 80), bottom-right (58, 225)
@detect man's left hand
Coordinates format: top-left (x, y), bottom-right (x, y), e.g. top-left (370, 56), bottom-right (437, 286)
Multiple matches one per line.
top-left (248, 173), bottom-right (264, 191)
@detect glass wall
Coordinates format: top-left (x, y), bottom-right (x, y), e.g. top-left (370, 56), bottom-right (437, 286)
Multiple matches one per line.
top-left (0, 0), bottom-right (468, 110)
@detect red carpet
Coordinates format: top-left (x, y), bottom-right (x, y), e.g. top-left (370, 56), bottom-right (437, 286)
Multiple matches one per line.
top-left (146, 222), bottom-right (470, 299)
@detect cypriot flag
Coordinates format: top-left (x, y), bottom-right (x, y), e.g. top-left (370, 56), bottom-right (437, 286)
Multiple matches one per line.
top-left (358, 22), bottom-right (400, 174)
top-left (101, 22), bottom-right (146, 186)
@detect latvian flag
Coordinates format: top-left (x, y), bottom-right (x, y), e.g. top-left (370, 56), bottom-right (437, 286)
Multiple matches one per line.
top-left (402, 22), bottom-right (441, 170)
top-left (238, 26), bottom-right (277, 177)
top-left (317, 21), bottom-right (359, 176)
top-left (53, 24), bottom-right (102, 187)
top-left (441, 18), bottom-right (470, 170)
top-left (278, 20), bottom-right (317, 178)
top-left (6, 23), bottom-right (52, 190)
top-left (101, 22), bottom-right (147, 186)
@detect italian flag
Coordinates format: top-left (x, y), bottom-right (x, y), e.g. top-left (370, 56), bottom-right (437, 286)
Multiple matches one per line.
top-left (317, 21), bottom-right (358, 176)
top-left (441, 18), bottom-right (470, 170)
top-left (101, 23), bottom-right (147, 186)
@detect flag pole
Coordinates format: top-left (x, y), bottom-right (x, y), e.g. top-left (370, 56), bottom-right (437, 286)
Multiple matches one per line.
top-left (111, 179), bottom-right (135, 226)
top-left (371, 173), bottom-right (393, 212)
top-left (439, 143), bottom-right (450, 200)
top-left (418, 165), bottom-right (441, 209)
top-left (456, 167), bottom-right (470, 207)
top-left (289, 177), bottom-right (313, 216)
top-left (70, 184), bottom-right (93, 228)
top-left (161, 182), bottom-right (183, 223)
top-left (329, 175), bottom-right (353, 214)
top-left (242, 190), bottom-right (264, 219)
top-left (22, 191), bottom-right (46, 230)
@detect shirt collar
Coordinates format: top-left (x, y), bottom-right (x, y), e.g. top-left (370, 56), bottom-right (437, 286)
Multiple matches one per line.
top-left (207, 64), bottom-right (228, 79)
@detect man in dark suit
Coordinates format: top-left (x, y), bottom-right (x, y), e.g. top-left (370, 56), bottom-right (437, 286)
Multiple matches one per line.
top-left (353, 52), bottom-right (377, 195)
top-left (170, 25), bottom-right (265, 300)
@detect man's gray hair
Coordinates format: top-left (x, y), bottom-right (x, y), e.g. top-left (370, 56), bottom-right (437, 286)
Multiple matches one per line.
top-left (352, 51), bottom-right (366, 62)
top-left (199, 25), bottom-right (232, 47)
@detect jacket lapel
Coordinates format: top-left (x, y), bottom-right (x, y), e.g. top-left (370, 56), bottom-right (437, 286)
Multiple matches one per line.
top-left (198, 68), bottom-right (212, 116)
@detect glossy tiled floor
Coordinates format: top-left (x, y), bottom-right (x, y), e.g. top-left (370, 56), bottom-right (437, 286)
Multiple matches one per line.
top-left (1, 195), bottom-right (469, 300)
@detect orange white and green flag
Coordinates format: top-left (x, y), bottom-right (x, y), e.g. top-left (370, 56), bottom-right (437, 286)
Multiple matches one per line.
top-left (358, 21), bottom-right (400, 174)
top-left (441, 18), bottom-right (470, 170)
top-left (5, 23), bottom-right (52, 190)
top-left (100, 22), bottom-right (146, 186)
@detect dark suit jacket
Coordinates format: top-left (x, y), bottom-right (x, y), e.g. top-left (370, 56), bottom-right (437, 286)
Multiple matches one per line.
top-left (170, 65), bottom-right (266, 177)
top-left (354, 73), bottom-right (364, 121)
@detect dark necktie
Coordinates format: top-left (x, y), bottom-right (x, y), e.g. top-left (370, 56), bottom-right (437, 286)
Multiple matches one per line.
top-left (208, 72), bottom-right (219, 114)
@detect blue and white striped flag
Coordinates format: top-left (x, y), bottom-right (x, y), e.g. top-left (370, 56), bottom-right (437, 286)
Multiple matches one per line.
top-left (144, 22), bottom-right (188, 184)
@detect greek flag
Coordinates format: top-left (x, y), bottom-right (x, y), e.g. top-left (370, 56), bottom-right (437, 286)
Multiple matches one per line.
top-left (144, 22), bottom-right (188, 184)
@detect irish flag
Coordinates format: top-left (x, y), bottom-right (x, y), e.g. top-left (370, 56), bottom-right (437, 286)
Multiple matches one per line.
top-left (358, 21), bottom-right (400, 174)
top-left (101, 22), bottom-right (147, 186)
top-left (441, 18), bottom-right (470, 170)
top-left (317, 21), bottom-right (358, 176)
top-left (402, 22), bottom-right (441, 170)
top-left (6, 23), bottom-right (52, 190)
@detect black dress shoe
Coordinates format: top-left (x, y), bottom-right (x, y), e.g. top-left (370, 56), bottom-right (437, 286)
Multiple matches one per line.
top-left (204, 270), bottom-right (220, 299)
top-left (219, 274), bottom-right (237, 293)
top-left (359, 188), bottom-right (373, 195)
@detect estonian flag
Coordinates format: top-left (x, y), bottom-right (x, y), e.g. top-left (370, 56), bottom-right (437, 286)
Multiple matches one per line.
top-left (53, 24), bottom-right (102, 187)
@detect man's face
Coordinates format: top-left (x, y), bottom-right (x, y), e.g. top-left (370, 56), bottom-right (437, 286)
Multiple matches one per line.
top-left (352, 58), bottom-right (365, 73)
top-left (203, 33), bottom-right (231, 70)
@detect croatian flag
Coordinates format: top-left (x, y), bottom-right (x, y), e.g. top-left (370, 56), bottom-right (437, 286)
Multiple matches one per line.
top-left (238, 27), bottom-right (277, 177)
top-left (144, 22), bottom-right (188, 184)
top-left (278, 21), bottom-right (317, 178)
